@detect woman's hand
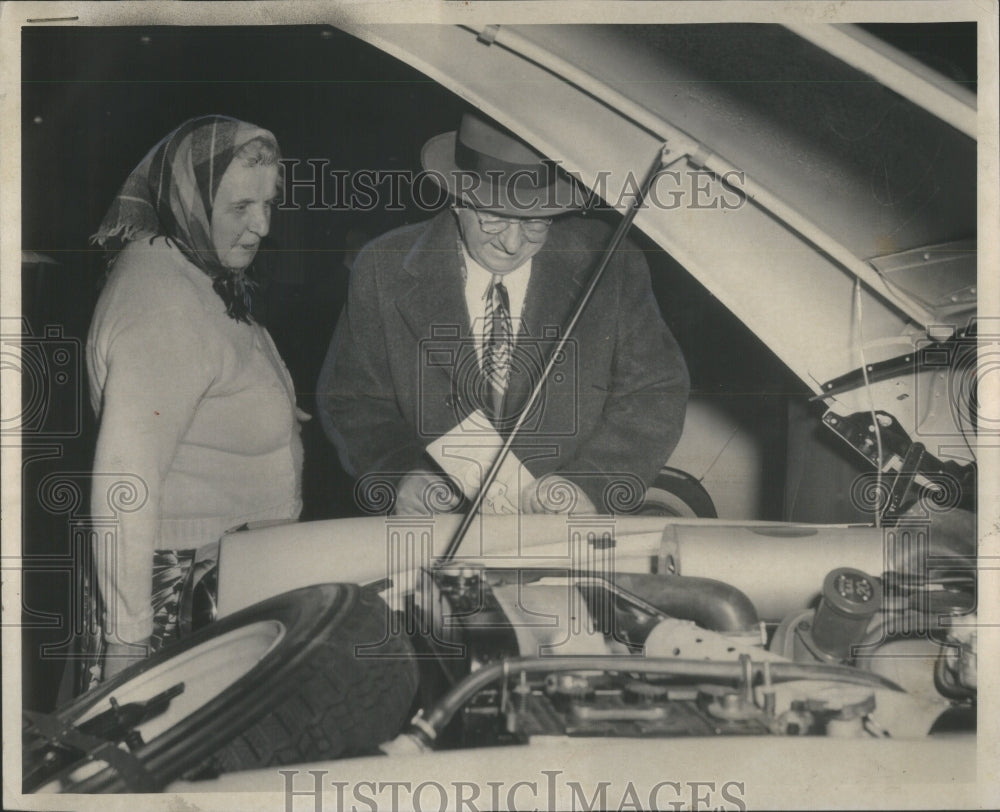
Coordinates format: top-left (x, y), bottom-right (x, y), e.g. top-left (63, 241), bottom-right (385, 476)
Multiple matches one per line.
top-left (102, 639), bottom-right (151, 681)
top-left (521, 474), bottom-right (597, 514)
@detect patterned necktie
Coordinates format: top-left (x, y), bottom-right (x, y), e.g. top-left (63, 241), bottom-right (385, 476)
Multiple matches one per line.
top-left (483, 274), bottom-right (512, 419)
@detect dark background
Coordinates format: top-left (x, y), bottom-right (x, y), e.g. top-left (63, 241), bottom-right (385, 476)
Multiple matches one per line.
top-left (18, 23), bottom-right (976, 711)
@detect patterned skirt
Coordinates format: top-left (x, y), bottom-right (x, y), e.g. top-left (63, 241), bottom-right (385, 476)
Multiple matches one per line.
top-left (78, 549), bottom-right (198, 695)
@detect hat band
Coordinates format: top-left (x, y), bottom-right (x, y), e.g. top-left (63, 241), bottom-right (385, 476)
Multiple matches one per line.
top-left (454, 140), bottom-right (555, 190)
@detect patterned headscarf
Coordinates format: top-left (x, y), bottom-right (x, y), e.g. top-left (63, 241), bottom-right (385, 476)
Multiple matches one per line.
top-left (92, 115), bottom-right (280, 322)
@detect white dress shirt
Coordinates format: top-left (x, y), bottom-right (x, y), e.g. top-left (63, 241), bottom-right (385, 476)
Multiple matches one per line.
top-left (460, 244), bottom-right (532, 365)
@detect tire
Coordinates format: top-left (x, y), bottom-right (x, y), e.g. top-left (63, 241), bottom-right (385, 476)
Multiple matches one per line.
top-left (24, 583), bottom-right (418, 793)
top-left (639, 466), bottom-right (717, 518)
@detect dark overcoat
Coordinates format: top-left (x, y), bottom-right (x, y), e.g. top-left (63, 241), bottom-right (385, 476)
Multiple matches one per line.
top-left (317, 211), bottom-right (689, 511)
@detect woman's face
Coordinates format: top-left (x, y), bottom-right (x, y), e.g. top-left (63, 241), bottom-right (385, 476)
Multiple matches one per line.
top-left (210, 161), bottom-right (280, 271)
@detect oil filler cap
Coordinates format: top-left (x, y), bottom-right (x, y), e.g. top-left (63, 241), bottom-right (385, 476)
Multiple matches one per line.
top-left (824, 568), bottom-right (881, 616)
top-left (810, 568), bottom-right (882, 661)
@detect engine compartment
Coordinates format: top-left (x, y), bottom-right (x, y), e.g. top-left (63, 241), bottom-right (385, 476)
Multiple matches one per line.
top-left (392, 561), bottom-right (976, 752)
top-left (22, 521), bottom-right (978, 794)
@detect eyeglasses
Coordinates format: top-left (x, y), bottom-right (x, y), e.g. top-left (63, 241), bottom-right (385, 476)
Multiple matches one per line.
top-left (473, 211), bottom-right (553, 242)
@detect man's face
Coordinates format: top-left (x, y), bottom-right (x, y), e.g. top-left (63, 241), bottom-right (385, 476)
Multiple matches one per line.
top-left (211, 161), bottom-right (279, 271)
top-left (455, 207), bottom-right (550, 275)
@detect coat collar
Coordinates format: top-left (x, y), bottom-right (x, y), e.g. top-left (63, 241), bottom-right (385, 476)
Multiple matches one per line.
top-left (520, 219), bottom-right (591, 340)
top-left (397, 212), bottom-right (470, 339)
top-left (397, 210), bottom-right (592, 337)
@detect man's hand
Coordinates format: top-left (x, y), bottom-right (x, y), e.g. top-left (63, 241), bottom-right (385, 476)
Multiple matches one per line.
top-left (521, 474), bottom-right (597, 514)
top-left (102, 638), bottom-right (151, 681)
top-left (394, 468), bottom-right (463, 515)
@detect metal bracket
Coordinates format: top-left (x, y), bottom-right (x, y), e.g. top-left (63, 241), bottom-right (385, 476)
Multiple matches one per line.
top-left (813, 350), bottom-right (919, 400)
top-left (23, 681), bottom-right (185, 792)
top-left (23, 709), bottom-right (157, 792)
top-left (884, 441), bottom-right (927, 518)
top-left (822, 409), bottom-right (910, 468)
top-left (813, 328), bottom-right (975, 402)
top-left (822, 410), bottom-right (976, 516)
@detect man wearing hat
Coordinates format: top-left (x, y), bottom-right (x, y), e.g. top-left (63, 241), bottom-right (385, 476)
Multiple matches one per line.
top-left (317, 113), bottom-right (689, 515)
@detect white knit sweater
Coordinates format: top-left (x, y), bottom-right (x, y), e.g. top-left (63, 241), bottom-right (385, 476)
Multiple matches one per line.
top-left (88, 239), bottom-right (303, 643)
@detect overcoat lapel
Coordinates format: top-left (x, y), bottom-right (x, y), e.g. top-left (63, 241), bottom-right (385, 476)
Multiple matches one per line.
top-left (396, 213), bottom-right (470, 341)
top-left (503, 225), bottom-right (593, 422)
top-left (394, 213), bottom-right (485, 424)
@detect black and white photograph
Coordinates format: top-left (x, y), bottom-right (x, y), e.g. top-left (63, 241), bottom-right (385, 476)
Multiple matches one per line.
top-left (2, 2), bottom-right (997, 809)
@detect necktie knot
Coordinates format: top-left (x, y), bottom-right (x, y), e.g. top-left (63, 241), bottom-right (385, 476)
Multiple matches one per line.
top-left (490, 275), bottom-right (510, 311)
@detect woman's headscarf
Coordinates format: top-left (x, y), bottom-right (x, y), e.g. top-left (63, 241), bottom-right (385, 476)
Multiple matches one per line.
top-left (92, 115), bottom-right (280, 322)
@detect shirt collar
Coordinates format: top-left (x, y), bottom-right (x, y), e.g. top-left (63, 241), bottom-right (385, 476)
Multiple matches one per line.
top-left (459, 243), bottom-right (532, 293)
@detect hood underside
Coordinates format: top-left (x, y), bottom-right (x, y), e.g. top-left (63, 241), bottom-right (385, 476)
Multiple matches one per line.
top-left (340, 22), bottom-right (977, 392)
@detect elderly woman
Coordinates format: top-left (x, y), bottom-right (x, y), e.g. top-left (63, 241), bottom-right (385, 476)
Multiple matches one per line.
top-left (87, 116), bottom-right (303, 681)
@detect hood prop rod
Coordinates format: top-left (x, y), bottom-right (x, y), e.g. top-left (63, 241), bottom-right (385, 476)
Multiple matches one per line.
top-left (437, 144), bottom-right (673, 566)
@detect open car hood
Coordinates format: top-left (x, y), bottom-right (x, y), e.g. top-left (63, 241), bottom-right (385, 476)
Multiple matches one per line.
top-left (339, 22), bottom-right (977, 393)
